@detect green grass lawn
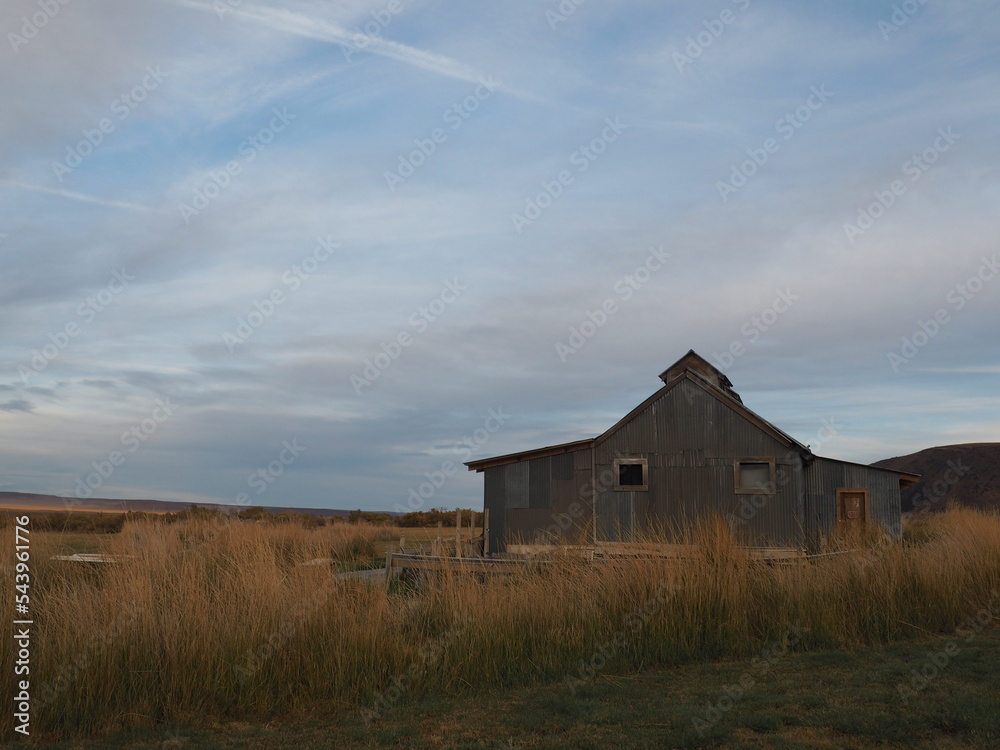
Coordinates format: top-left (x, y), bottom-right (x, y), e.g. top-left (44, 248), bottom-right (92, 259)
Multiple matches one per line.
top-left (31, 626), bottom-right (1000, 749)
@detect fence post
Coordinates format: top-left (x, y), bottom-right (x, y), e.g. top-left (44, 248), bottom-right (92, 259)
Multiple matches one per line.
top-left (484, 508), bottom-right (490, 558)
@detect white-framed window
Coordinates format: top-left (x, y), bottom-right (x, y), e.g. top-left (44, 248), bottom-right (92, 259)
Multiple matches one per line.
top-left (614, 458), bottom-right (648, 491)
top-left (734, 458), bottom-right (776, 494)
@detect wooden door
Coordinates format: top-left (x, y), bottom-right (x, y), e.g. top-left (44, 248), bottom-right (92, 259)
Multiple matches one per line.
top-left (837, 489), bottom-right (868, 531)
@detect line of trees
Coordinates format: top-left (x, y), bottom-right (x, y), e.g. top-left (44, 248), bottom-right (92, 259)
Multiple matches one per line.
top-left (392, 507), bottom-right (485, 527)
top-left (1, 506), bottom-right (486, 531)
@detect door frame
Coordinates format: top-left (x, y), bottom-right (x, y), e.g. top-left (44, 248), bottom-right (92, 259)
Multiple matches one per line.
top-left (835, 487), bottom-right (870, 529)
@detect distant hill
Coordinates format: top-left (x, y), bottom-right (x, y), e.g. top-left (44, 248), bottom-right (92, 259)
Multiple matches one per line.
top-left (873, 443), bottom-right (1000, 514)
top-left (0, 491), bottom-right (356, 518)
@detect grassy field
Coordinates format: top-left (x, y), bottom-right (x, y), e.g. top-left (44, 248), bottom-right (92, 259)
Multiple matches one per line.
top-left (28, 625), bottom-right (1000, 749)
top-left (3, 508), bottom-right (999, 746)
top-left (14, 522), bottom-right (449, 566)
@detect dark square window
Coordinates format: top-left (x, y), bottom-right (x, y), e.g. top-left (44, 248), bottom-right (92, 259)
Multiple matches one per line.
top-left (613, 458), bottom-right (648, 491)
top-left (619, 463), bottom-right (644, 486)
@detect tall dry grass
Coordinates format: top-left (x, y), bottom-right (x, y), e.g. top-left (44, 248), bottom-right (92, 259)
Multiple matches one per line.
top-left (2, 508), bottom-right (999, 738)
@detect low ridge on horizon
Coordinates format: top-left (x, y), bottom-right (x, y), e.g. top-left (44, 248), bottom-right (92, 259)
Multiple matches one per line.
top-left (873, 442), bottom-right (1000, 514)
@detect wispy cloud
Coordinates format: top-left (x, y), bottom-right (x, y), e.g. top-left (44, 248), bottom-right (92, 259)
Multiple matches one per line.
top-left (5, 181), bottom-right (168, 214)
top-left (163, 0), bottom-right (513, 92)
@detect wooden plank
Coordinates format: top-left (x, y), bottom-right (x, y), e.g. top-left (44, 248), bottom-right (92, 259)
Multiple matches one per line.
top-left (505, 542), bottom-right (805, 561)
top-left (383, 542), bottom-right (806, 581)
top-left (483, 508), bottom-right (490, 557)
top-left (388, 553), bottom-right (536, 574)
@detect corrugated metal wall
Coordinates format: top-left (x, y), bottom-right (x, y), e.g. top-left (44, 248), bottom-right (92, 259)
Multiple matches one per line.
top-left (483, 466), bottom-right (506, 554)
top-left (594, 380), bottom-right (805, 548)
top-left (484, 449), bottom-right (592, 554)
top-left (804, 457), bottom-right (902, 549)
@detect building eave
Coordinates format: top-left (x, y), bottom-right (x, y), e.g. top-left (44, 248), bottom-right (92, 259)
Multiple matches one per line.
top-left (812, 454), bottom-right (922, 487)
top-left (464, 438), bottom-right (594, 473)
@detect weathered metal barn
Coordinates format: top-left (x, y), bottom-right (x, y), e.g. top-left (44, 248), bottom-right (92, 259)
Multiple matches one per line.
top-left (466, 350), bottom-right (919, 556)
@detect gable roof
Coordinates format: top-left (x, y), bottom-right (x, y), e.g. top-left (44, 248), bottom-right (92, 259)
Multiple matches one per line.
top-left (594, 368), bottom-right (811, 457)
top-left (466, 350), bottom-right (810, 472)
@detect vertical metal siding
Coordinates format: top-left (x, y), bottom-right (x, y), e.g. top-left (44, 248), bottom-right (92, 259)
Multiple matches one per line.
top-left (575, 448), bottom-right (594, 545)
top-left (484, 466), bottom-right (506, 554)
top-left (805, 458), bottom-right (902, 548)
top-left (490, 448), bottom-right (593, 549)
top-left (528, 456), bottom-right (552, 509)
top-left (595, 491), bottom-right (635, 542)
top-left (595, 380), bottom-right (805, 548)
top-left (505, 461), bottom-right (529, 509)
top-left (552, 452), bottom-right (574, 480)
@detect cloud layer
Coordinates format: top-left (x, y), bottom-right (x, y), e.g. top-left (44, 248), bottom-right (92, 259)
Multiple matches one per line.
top-left (1, 0), bottom-right (998, 510)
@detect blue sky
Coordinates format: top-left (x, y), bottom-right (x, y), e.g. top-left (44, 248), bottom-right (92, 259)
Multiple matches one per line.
top-left (1, 0), bottom-right (998, 512)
